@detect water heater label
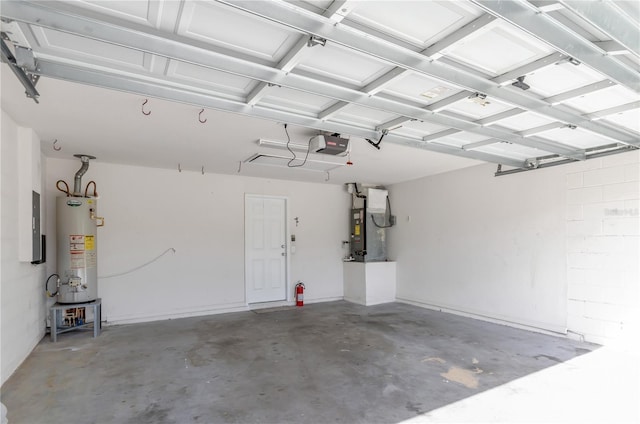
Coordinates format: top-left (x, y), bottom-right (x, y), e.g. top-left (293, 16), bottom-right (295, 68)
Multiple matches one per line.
top-left (69, 235), bottom-right (85, 251)
top-left (69, 235), bottom-right (96, 269)
top-left (67, 199), bottom-right (82, 207)
top-left (70, 251), bottom-right (85, 269)
top-left (85, 235), bottom-right (95, 250)
top-left (86, 251), bottom-right (97, 268)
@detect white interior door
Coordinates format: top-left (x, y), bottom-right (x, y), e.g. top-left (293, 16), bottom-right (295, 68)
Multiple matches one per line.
top-left (245, 196), bottom-right (287, 303)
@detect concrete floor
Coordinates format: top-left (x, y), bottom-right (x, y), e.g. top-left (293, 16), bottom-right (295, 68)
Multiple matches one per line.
top-left (1, 301), bottom-right (602, 423)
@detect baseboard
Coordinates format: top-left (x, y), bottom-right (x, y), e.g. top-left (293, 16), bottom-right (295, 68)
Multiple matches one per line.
top-left (397, 297), bottom-right (568, 338)
top-left (105, 297), bottom-right (345, 326)
top-left (104, 302), bottom-right (249, 326)
top-left (249, 296), bottom-right (344, 310)
top-left (249, 300), bottom-right (295, 310)
top-left (305, 296), bottom-right (344, 305)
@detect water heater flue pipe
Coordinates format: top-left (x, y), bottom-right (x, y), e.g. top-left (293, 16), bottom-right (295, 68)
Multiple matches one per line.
top-left (73, 154), bottom-right (96, 196)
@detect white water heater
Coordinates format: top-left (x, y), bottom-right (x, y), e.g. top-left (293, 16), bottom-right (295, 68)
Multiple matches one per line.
top-left (55, 154), bottom-right (103, 304)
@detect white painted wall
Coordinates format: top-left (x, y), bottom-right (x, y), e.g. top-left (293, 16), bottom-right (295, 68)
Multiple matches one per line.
top-left (389, 151), bottom-right (639, 345)
top-left (565, 151), bottom-right (639, 346)
top-left (45, 159), bottom-right (348, 324)
top-left (1, 111), bottom-right (47, 385)
top-left (389, 163), bottom-right (569, 333)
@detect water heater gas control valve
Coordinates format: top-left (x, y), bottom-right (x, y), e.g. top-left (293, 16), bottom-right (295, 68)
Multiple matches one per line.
top-left (69, 277), bottom-right (82, 287)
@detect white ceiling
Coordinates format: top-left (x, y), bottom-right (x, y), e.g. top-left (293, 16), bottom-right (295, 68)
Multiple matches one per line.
top-left (1, 0), bottom-right (638, 185)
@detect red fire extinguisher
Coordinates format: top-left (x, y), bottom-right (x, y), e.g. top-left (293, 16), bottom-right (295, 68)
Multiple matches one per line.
top-left (295, 282), bottom-right (305, 307)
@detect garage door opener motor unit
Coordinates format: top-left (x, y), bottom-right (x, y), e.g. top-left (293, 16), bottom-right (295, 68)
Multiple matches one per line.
top-left (50, 154), bottom-right (105, 304)
top-left (309, 134), bottom-right (349, 155)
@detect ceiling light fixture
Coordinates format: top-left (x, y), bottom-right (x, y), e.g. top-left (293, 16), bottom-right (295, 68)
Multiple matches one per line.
top-left (566, 57), bottom-right (581, 66)
top-left (511, 76), bottom-right (530, 91)
top-left (536, 2), bottom-right (565, 13)
top-left (468, 92), bottom-right (490, 107)
top-left (307, 35), bottom-right (327, 47)
top-left (258, 138), bottom-right (309, 152)
top-left (421, 86), bottom-right (450, 99)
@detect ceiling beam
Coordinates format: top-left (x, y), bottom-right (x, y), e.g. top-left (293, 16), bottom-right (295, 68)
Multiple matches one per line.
top-left (377, 109), bottom-right (530, 139)
top-left (376, 116), bottom-right (414, 132)
top-left (476, 108), bottom-right (526, 126)
top-left (594, 41), bottom-right (631, 56)
top-left (246, 36), bottom-right (310, 106)
top-left (544, 80), bottom-right (615, 105)
top-left (423, 129), bottom-right (461, 142)
top-left (246, 0), bottom-right (352, 106)
top-left (469, 0), bottom-right (639, 92)
top-left (316, 15), bottom-right (496, 120)
top-left (318, 101), bottom-right (348, 120)
top-left (529, 1), bottom-right (565, 13)
top-left (361, 67), bottom-right (411, 95)
top-left (323, 0), bottom-right (357, 23)
top-left (558, 0), bottom-right (640, 58)
top-left (30, 59), bottom-right (528, 169)
top-left (584, 101), bottom-right (640, 121)
top-left (2, 1), bottom-right (633, 155)
top-left (518, 122), bottom-right (567, 137)
top-left (427, 91), bottom-right (471, 112)
top-left (462, 139), bottom-right (501, 150)
top-left (492, 53), bottom-right (565, 85)
top-left (425, 14), bottom-right (496, 60)
top-left (216, 0), bottom-right (638, 145)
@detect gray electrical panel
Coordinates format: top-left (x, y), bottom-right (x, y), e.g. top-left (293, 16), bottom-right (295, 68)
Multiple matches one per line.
top-left (32, 191), bottom-right (41, 262)
top-left (350, 206), bottom-right (387, 262)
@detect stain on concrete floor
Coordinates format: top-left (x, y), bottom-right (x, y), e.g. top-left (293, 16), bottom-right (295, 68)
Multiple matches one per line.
top-left (441, 366), bottom-right (483, 389)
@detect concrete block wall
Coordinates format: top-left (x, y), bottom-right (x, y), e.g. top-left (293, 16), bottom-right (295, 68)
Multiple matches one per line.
top-left (1, 111), bottom-right (47, 385)
top-left (566, 150), bottom-right (639, 346)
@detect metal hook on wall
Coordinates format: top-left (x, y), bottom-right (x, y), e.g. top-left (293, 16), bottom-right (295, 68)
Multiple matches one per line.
top-left (201, 166), bottom-right (205, 175)
top-left (53, 139), bottom-right (61, 151)
top-left (178, 163), bottom-right (182, 173)
top-left (142, 99), bottom-right (151, 116)
top-left (198, 108), bottom-right (207, 124)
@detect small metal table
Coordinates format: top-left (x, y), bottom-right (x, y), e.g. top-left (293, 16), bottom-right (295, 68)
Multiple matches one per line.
top-left (50, 298), bottom-right (102, 342)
